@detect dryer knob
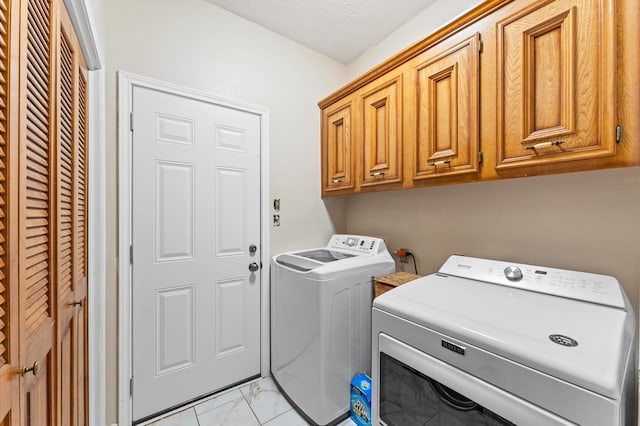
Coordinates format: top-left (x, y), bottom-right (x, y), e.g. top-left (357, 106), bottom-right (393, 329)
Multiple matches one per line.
top-left (504, 266), bottom-right (523, 282)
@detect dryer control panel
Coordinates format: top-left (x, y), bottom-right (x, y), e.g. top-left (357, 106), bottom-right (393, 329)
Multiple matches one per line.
top-left (328, 234), bottom-right (386, 254)
top-left (439, 255), bottom-right (627, 309)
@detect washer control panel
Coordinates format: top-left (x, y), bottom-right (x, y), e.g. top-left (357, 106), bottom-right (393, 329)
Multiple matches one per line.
top-left (439, 255), bottom-right (626, 309)
top-left (328, 234), bottom-right (383, 254)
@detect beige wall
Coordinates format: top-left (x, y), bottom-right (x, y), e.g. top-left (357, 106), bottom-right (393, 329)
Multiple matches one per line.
top-left (103, 0), bottom-right (348, 422)
top-left (345, 167), bottom-right (640, 314)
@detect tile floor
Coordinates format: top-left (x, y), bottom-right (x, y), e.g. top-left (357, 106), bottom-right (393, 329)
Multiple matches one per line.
top-left (142, 376), bottom-right (358, 426)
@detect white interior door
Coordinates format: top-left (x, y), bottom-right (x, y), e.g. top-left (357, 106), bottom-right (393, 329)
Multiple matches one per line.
top-left (131, 86), bottom-right (262, 421)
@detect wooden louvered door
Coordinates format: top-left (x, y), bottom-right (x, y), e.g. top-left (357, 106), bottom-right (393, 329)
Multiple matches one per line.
top-left (73, 59), bottom-right (88, 426)
top-left (18, 0), bottom-right (56, 424)
top-left (0, 0), bottom-right (18, 425)
top-left (0, 0), bottom-right (88, 423)
top-left (56, 8), bottom-right (75, 425)
top-left (55, 4), bottom-right (87, 424)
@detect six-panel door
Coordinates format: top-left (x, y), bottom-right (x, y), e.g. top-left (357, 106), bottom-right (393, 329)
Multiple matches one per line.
top-left (131, 86), bottom-right (262, 421)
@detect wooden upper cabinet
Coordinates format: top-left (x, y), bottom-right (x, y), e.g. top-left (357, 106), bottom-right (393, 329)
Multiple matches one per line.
top-left (413, 33), bottom-right (480, 181)
top-left (360, 73), bottom-right (402, 188)
top-left (495, 0), bottom-right (616, 169)
top-left (321, 98), bottom-right (354, 194)
top-left (318, 0), bottom-right (636, 196)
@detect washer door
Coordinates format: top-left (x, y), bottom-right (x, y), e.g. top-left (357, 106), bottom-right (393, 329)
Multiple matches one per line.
top-left (377, 334), bottom-right (575, 426)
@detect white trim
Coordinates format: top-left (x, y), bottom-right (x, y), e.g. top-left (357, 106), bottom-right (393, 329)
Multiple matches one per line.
top-left (63, 0), bottom-right (102, 69)
top-left (117, 72), bottom-right (271, 425)
top-left (87, 68), bottom-right (106, 426)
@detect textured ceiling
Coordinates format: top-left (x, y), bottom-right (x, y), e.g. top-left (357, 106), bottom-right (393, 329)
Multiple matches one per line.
top-left (206, 0), bottom-right (438, 63)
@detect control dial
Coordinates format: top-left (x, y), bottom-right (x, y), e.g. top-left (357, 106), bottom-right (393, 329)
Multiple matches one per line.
top-left (504, 266), bottom-right (523, 282)
top-left (345, 237), bottom-right (357, 247)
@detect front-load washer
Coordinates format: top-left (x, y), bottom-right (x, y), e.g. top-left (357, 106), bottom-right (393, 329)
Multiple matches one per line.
top-left (372, 255), bottom-right (637, 426)
top-left (271, 234), bottom-right (395, 426)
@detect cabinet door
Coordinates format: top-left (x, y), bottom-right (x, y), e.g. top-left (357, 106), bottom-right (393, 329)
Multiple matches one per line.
top-left (496, 0), bottom-right (616, 169)
top-left (413, 33), bottom-right (480, 180)
top-left (321, 99), bottom-right (354, 194)
top-left (360, 75), bottom-right (402, 187)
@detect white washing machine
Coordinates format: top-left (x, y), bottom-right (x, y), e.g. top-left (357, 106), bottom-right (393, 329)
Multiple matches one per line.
top-left (372, 255), bottom-right (637, 426)
top-left (271, 234), bottom-right (395, 426)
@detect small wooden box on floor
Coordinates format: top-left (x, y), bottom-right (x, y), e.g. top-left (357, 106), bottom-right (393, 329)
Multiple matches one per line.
top-left (374, 272), bottom-right (421, 298)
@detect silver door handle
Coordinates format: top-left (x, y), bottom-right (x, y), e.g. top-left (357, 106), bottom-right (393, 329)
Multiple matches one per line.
top-left (249, 262), bottom-right (259, 272)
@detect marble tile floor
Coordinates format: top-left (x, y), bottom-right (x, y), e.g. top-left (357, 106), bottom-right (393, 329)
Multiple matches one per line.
top-left (141, 376), bottom-right (358, 426)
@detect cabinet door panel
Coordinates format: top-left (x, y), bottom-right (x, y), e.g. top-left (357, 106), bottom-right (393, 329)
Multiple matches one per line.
top-left (414, 33), bottom-right (480, 180)
top-left (496, 0), bottom-right (616, 168)
top-left (360, 75), bottom-right (402, 187)
top-left (322, 100), bottom-right (354, 193)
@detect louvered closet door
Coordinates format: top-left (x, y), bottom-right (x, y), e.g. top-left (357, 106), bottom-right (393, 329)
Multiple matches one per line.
top-left (73, 60), bottom-right (88, 426)
top-left (18, 0), bottom-right (56, 424)
top-left (0, 1), bottom-right (19, 425)
top-left (56, 4), bottom-right (88, 424)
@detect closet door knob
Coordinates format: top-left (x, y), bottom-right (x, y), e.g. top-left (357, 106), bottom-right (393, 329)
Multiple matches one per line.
top-left (21, 361), bottom-right (40, 377)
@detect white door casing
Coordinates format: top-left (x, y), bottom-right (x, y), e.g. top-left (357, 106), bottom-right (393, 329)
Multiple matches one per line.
top-left (118, 73), bottom-right (271, 425)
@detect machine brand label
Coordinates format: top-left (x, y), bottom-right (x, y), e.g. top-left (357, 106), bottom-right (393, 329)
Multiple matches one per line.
top-left (442, 340), bottom-right (465, 356)
top-left (549, 334), bottom-right (578, 347)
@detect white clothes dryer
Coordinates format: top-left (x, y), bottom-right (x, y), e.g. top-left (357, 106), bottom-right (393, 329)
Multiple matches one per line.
top-left (372, 255), bottom-right (637, 426)
top-left (271, 234), bottom-right (395, 426)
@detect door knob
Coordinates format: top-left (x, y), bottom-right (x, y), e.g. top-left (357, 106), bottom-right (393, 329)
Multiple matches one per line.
top-left (21, 361), bottom-right (40, 377)
top-left (248, 262), bottom-right (259, 272)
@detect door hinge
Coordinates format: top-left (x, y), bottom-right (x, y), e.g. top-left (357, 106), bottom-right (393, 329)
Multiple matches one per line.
top-left (129, 245), bottom-right (133, 264)
top-left (616, 124), bottom-right (623, 143)
top-left (479, 151), bottom-right (484, 164)
top-left (130, 377), bottom-right (134, 396)
top-left (130, 112), bottom-right (134, 132)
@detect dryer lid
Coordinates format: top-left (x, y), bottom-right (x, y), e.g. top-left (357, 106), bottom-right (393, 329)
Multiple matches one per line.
top-left (373, 256), bottom-right (636, 400)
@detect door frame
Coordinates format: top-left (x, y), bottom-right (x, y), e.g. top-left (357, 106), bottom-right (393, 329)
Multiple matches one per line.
top-left (117, 72), bottom-right (271, 425)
